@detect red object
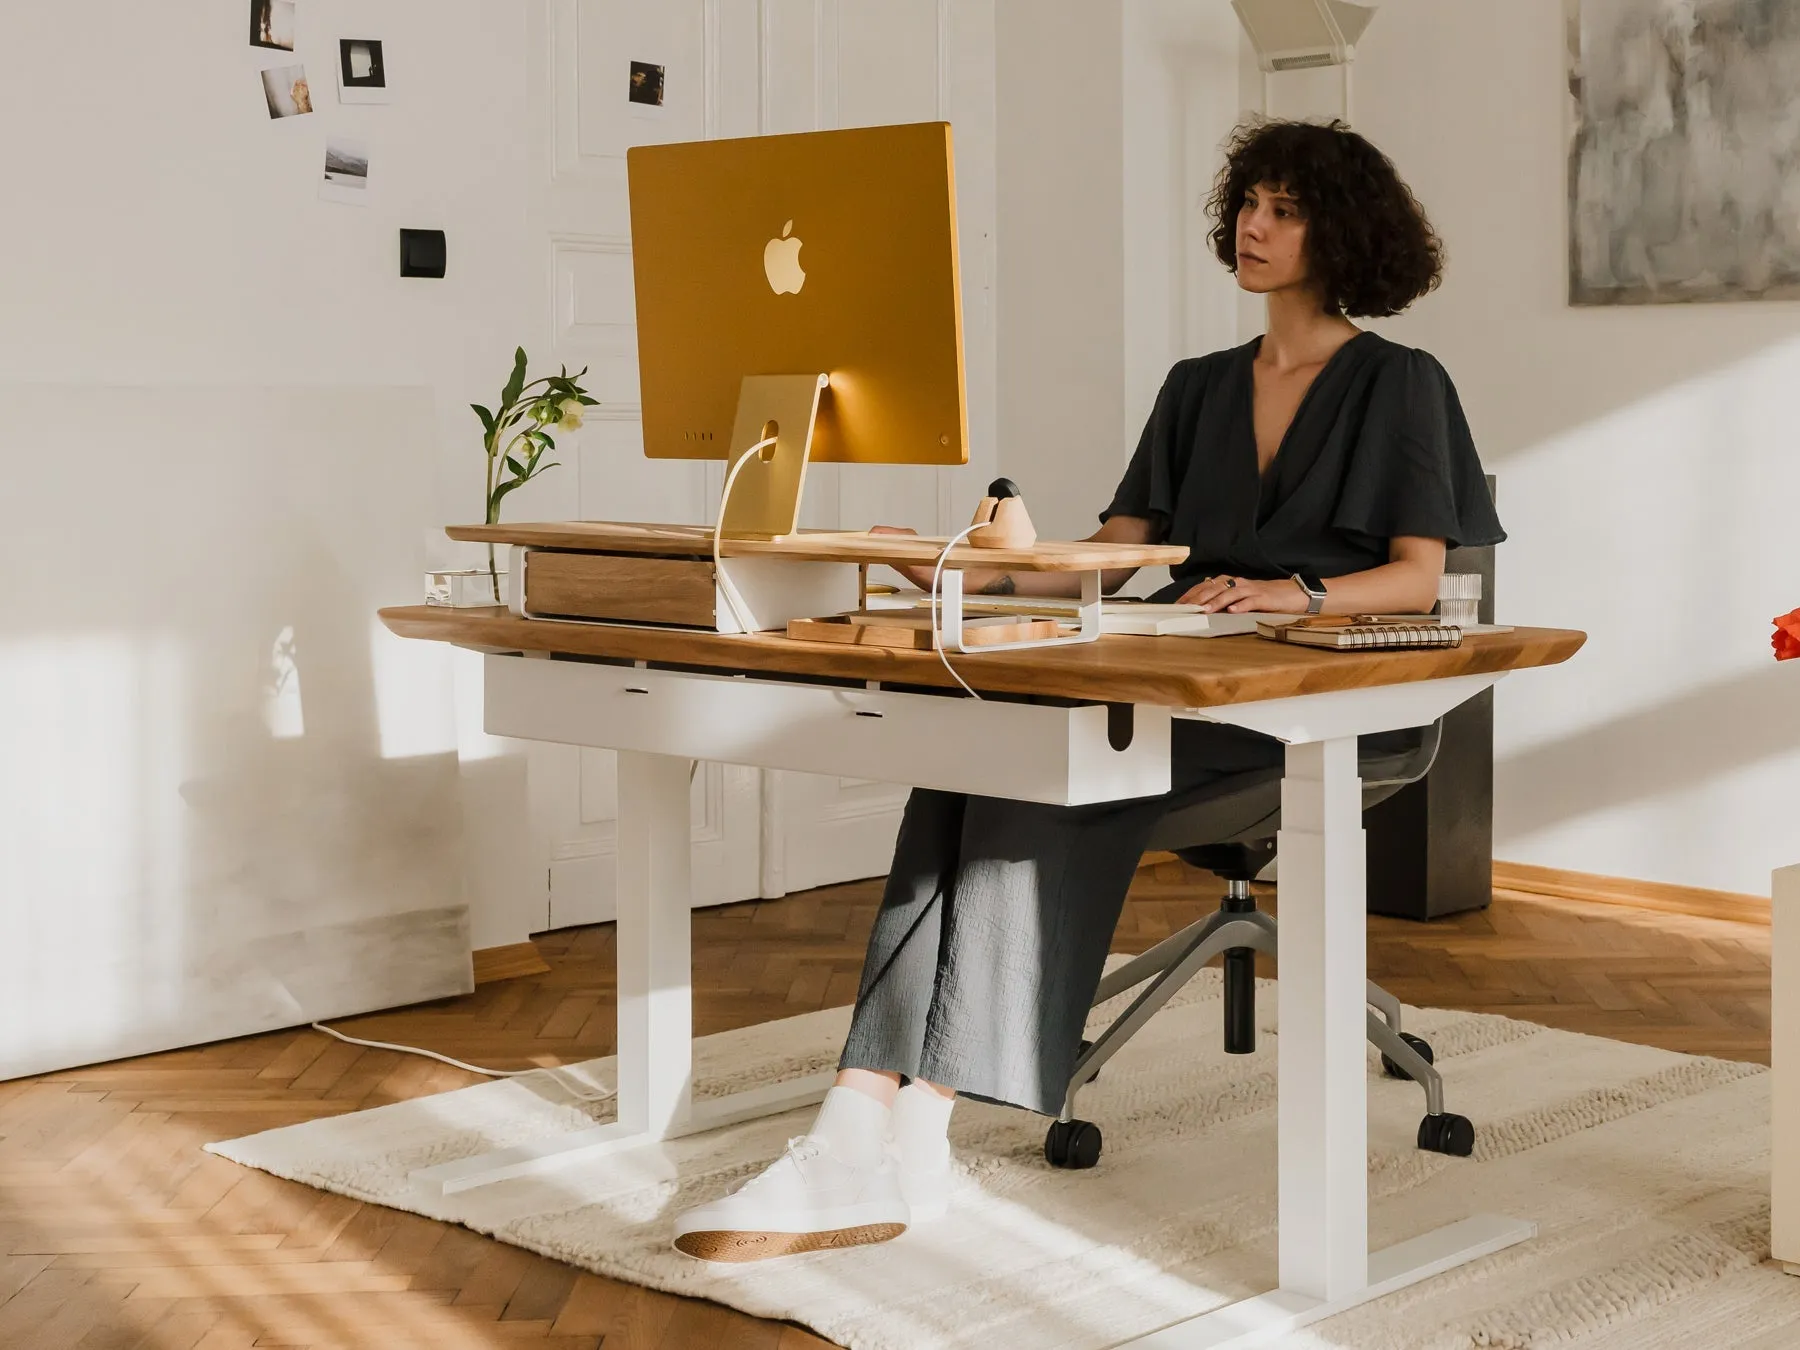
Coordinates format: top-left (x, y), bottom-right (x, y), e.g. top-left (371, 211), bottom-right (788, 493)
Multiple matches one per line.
top-left (1777, 608), bottom-right (1800, 661)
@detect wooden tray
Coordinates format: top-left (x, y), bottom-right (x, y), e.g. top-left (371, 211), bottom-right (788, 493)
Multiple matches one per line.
top-left (787, 613), bottom-right (1066, 651)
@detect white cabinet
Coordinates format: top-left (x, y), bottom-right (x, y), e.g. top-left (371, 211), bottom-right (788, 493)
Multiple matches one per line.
top-left (1775, 863), bottom-right (1800, 1275)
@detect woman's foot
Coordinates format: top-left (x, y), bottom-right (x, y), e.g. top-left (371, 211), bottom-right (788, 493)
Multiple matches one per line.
top-left (672, 1134), bottom-right (910, 1263)
top-left (895, 1139), bottom-right (952, 1222)
top-left (891, 1079), bottom-right (956, 1223)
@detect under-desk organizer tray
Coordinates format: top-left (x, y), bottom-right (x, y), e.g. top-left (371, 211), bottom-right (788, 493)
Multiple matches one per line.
top-left (483, 653), bottom-right (1172, 807)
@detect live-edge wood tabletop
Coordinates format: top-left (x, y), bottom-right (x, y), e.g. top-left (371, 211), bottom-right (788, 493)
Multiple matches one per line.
top-left (379, 605), bottom-right (1586, 710)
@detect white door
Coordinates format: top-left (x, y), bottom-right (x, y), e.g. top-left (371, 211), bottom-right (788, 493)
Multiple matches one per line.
top-left (527, 1), bottom-right (997, 924)
top-left (761, 1), bottom-right (1000, 899)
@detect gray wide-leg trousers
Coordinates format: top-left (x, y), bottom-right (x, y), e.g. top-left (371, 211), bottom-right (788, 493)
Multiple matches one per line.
top-left (838, 719), bottom-right (1286, 1115)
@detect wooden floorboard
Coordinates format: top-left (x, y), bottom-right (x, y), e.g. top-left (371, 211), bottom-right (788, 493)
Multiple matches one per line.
top-left (1, 862), bottom-right (1770, 1348)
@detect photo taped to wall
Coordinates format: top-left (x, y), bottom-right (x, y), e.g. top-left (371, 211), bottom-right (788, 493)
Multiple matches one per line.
top-left (320, 136), bottom-right (370, 206)
top-left (629, 60), bottom-right (666, 108)
top-left (250, 0), bottom-right (295, 51)
top-left (338, 38), bottom-right (390, 104)
top-left (261, 64), bottom-right (313, 119)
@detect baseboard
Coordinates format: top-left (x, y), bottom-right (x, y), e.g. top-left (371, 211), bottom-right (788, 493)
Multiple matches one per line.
top-left (1145, 853), bottom-right (1769, 926)
top-left (471, 941), bottom-right (552, 985)
top-left (1493, 860), bottom-right (1769, 927)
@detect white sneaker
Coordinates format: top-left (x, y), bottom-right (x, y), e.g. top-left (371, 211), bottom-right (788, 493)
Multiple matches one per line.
top-left (673, 1136), bottom-right (910, 1263)
top-left (897, 1144), bottom-right (952, 1223)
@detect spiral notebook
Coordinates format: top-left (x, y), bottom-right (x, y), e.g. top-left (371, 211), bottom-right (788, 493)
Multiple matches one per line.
top-left (1256, 616), bottom-right (1463, 650)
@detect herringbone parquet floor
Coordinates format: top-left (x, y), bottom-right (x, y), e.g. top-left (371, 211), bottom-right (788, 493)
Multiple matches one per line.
top-left (0, 863), bottom-right (1771, 1349)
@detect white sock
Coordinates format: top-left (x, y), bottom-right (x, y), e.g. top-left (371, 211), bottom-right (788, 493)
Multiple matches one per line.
top-left (891, 1081), bottom-right (955, 1171)
top-left (808, 1085), bottom-right (891, 1167)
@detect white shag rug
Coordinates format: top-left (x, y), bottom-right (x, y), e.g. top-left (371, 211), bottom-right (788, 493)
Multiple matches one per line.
top-left (207, 968), bottom-right (1794, 1350)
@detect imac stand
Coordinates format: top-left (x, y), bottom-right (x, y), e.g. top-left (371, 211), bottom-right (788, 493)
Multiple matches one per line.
top-left (717, 373), bottom-right (829, 540)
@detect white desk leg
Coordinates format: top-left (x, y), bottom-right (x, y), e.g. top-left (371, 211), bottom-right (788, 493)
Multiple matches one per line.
top-left (1275, 736), bottom-right (1369, 1299)
top-left (614, 750), bottom-right (696, 1140)
top-left (409, 748), bottom-right (834, 1197)
top-left (1117, 733), bottom-right (1532, 1348)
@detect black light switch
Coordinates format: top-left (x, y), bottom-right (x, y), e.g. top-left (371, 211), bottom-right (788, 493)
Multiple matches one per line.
top-left (400, 229), bottom-right (447, 278)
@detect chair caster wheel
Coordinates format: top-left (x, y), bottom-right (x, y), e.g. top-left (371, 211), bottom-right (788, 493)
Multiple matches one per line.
top-left (1381, 1032), bottom-right (1435, 1080)
top-left (1044, 1119), bottom-right (1103, 1170)
top-left (1417, 1112), bottom-right (1475, 1157)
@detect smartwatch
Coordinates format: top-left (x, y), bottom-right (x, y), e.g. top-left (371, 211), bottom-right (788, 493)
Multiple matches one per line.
top-left (1291, 572), bottom-right (1328, 615)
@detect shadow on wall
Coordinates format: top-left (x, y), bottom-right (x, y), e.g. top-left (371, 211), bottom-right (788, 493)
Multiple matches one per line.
top-left (1495, 660), bottom-right (1800, 856)
top-left (0, 385), bottom-right (476, 1081)
top-left (1453, 330), bottom-right (1800, 895)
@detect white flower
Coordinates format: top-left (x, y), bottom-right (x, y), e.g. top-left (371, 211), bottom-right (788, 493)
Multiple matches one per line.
top-left (559, 397), bottom-right (586, 429)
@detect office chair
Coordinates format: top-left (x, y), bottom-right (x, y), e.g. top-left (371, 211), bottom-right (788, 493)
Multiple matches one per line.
top-left (1045, 721), bottom-right (1476, 1169)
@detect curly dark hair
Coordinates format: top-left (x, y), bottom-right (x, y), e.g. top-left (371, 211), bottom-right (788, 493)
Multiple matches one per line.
top-left (1206, 119), bottom-right (1443, 318)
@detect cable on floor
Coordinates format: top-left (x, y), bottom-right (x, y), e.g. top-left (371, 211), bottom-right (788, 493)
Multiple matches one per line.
top-left (310, 1021), bottom-right (614, 1103)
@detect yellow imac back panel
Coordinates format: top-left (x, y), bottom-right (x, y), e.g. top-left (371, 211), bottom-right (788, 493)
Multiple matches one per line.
top-left (626, 122), bottom-right (968, 468)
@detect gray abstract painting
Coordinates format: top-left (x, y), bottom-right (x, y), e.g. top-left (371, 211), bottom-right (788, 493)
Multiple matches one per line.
top-left (1570, 0), bottom-right (1800, 306)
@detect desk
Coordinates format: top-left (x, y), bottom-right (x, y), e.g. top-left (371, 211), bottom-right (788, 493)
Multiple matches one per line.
top-left (382, 604), bottom-right (1583, 1349)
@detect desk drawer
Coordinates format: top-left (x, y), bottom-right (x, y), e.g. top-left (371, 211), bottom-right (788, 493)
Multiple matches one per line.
top-left (484, 654), bottom-right (1170, 807)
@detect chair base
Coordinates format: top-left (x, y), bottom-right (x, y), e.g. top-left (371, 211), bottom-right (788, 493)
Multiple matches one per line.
top-left (1065, 890), bottom-right (1455, 1148)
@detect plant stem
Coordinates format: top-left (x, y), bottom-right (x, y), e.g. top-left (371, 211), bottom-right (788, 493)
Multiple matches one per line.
top-left (485, 431), bottom-right (502, 602)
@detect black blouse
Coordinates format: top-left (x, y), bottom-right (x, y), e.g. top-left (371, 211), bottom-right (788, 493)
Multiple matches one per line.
top-left (1102, 331), bottom-right (1505, 598)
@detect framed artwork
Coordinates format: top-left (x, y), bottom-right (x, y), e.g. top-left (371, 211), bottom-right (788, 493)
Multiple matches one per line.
top-left (1570, 0), bottom-right (1800, 305)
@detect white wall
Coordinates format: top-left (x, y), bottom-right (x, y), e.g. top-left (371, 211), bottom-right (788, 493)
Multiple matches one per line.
top-left (1348, 0), bottom-right (1800, 898)
top-left (995, 0), bottom-right (1125, 541)
top-left (996, 0), bottom-right (1245, 557)
top-left (0, 0), bottom-right (545, 1075)
top-left (996, 1), bottom-right (1798, 898)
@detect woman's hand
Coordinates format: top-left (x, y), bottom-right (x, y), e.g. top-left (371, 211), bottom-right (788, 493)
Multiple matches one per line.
top-left (868, 524), bottom-right (936, 590)
top-left (1179, 574), bottom-right (1310, 614)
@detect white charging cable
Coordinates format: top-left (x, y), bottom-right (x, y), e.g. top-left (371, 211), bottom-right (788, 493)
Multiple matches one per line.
top-left (310, 1021), bottom-right (614, 1103)
top-left (712, 434), bottom-right (779, 634)
top-left (928, 521), bottom-right (987, 700)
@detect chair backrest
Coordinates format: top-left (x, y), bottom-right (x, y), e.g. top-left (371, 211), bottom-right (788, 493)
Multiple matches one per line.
top-left (1144, 718), bottom-right (1445, 858)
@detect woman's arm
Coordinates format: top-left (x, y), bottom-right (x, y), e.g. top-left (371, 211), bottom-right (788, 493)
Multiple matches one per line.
top-left (873, 514), bottom-right (1163, 598)
top-left (1178, 535), bottom-right (1447, 615)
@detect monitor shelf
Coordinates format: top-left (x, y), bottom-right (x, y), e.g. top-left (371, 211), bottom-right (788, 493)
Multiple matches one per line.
top-left (443, 521), bottom-right (1188, 573)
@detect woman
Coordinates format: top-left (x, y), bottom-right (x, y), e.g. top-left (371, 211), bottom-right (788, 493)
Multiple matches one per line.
top-left (673, 118), bottom-right (1504, 1263)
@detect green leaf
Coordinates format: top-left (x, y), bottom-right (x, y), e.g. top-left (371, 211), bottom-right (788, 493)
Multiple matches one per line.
top-left (578, 396), bottom-right (600, 406)
top-left (536, 432), bottom-right (556, 450)
top-left (504, 456), bottom-right (526, 477)
top-left (471, 404), bottom-right (495, 436)
top-left (491, 477), bottom-right (526, 508)
top-left (501, 347), bottom-right (528, 408)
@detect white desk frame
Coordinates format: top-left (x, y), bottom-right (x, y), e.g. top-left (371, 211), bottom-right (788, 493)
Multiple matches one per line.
top-left (410, 652), bottom-right (1533, 1349)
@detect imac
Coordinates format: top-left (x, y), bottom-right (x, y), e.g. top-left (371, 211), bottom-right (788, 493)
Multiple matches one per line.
top-left (626, 122), bottom-right (968, 539)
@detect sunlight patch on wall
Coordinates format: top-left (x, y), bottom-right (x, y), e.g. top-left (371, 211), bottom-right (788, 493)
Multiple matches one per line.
top-left (264, 625), bottom-right (305, 739)
top-left (0, 632), bottom-right (188, 1060)
top-left (369, 615), bottom-right (457, 759)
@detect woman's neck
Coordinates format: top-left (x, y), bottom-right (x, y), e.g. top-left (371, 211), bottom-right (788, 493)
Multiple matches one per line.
top-left (1259, 288), bottom-right (1359, 371)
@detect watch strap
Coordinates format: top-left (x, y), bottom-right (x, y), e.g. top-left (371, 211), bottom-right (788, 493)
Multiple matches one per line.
top-left (1292, 572), bottom-right (1327, 615)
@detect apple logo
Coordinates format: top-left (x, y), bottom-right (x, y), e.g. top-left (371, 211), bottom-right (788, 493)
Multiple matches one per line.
top-left (764, 219), bottom-right (806, 295)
